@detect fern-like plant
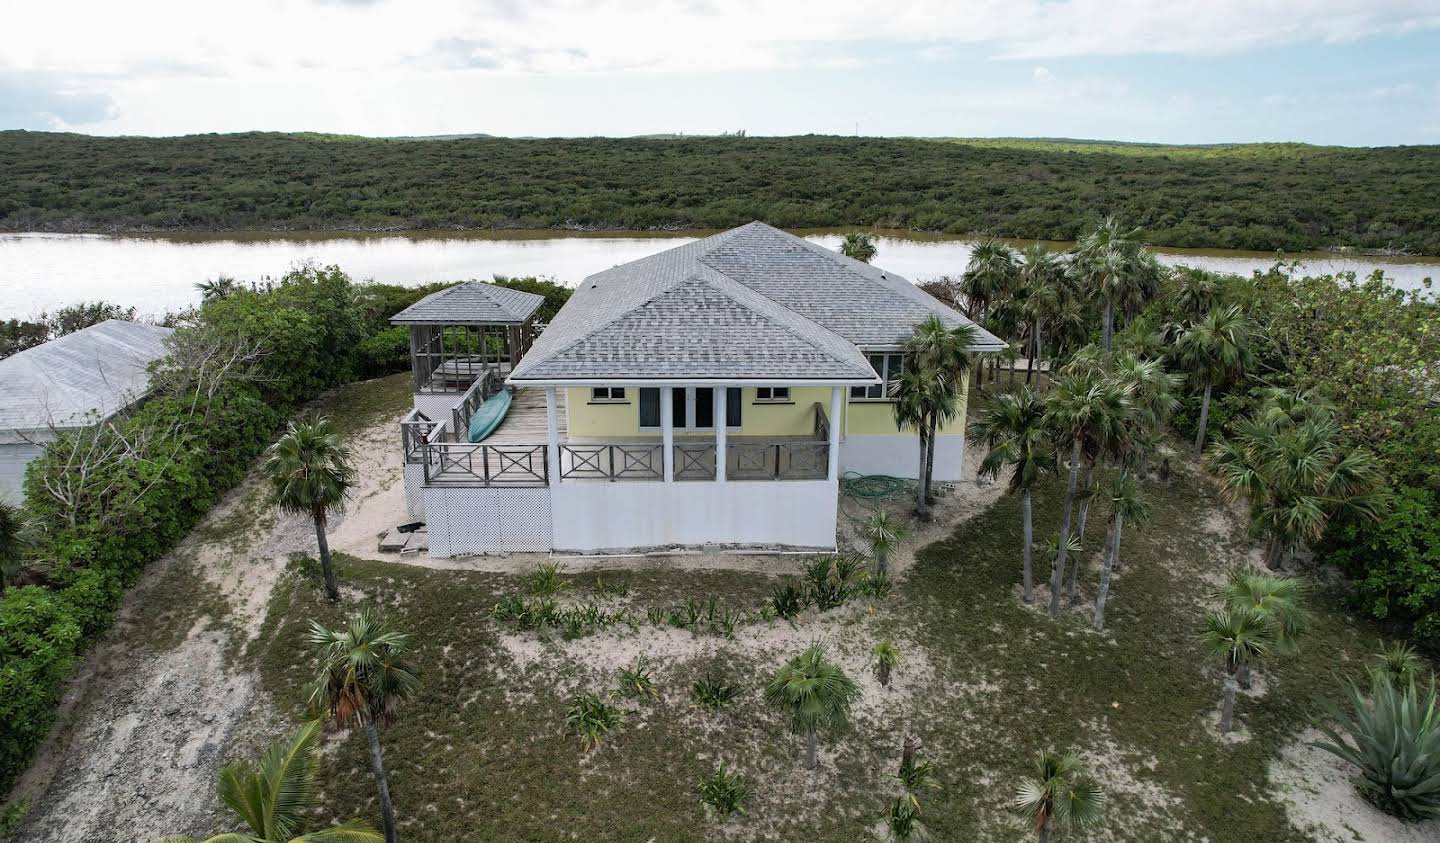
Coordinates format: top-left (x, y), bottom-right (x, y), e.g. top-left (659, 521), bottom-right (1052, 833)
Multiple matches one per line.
top-left (1371, 640), bottom-right (1426, 688)
top-left (885, 795), bottom-right (928, 842)
top-left (527, 561), bottom-right (568, 595)
top-left (698, 765), bottom-right (751, 816)
top-left (692, 675), bottom-right (741, 710)
top-left (617, 656), bottom-right (659, 701)
top-left (771, 581), bottom-right (807, 620)
top-left (565, 692), bottom-right (623, 751)
top-left (1313, 670), bottom-right (1440, 820)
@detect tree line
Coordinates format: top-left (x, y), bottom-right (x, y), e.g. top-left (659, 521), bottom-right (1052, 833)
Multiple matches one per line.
top-left (3, 131), bottom-right (1440, 253)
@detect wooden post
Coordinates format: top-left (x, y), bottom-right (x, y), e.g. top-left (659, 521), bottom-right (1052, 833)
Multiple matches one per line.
top-left (827, 386), bottom-right (842, 481)
top-left (545, 387), bottom-right (560, 484)
top-left (714, 386), bottom-right (727, 483)
top-left (661, 387), bottom-right (675, 483)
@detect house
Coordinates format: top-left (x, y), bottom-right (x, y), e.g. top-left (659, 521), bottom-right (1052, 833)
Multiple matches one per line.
top-left (0, 319), bottom-right (175, 504)
top-left (393, 222), bottom-right (1002, 556)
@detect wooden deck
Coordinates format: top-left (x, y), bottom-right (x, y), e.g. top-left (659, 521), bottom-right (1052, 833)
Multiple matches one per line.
top-left (484, 386), bottom-right (563, 444)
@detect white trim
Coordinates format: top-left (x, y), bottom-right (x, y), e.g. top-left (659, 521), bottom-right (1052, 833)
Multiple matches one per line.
top-left (827, 387), bottom-right (842, 481)
top-left (509, 376), bottom-right (879, 387)
top-left (544, 387), bottom-right (560, 484)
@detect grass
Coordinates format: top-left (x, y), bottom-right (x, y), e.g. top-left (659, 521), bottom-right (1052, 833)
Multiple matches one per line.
top-left (244, 462), bottom-right (1400, 841)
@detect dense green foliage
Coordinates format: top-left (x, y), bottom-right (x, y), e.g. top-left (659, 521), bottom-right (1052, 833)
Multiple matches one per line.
top-left (4, 131), bottom-right (1440, 253)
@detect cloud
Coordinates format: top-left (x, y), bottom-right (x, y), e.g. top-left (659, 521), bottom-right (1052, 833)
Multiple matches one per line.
top-left (1032, 66), bottom-right (1053, 83)
top-left (0, 70), bottom-right (116, 129)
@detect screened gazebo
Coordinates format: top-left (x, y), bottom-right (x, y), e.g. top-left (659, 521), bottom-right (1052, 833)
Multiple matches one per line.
top-left (390, 281), bottom-right (545, 396)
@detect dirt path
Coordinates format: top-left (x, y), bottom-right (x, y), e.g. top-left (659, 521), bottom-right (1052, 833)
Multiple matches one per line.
top-left (7, 399), bottom-right (407, 842)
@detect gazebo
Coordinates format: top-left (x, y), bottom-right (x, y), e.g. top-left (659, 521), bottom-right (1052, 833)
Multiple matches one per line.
top-left (389, 281), bottom-right (546, 429)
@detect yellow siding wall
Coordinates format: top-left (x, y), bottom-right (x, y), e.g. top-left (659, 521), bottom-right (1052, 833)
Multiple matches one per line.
top-left (563, 378), bottom-right (968, 439)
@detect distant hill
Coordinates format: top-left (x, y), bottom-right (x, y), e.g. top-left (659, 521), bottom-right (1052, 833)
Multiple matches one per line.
top-left (1, 130), bottom-right (1437, 253)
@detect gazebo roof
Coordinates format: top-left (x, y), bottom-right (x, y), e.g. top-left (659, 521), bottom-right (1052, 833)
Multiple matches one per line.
top-left (389, 281), bottom-right (545, 326)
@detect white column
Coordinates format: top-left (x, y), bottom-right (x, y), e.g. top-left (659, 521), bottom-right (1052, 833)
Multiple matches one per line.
top-left (661, 386), bottom-right (675, 483)
top-left (714, 386), bottom-right (727, 483)
top-left (545, 387), bottom-right (560, 484)
top-left (827, 386), bottom-right (842, 481)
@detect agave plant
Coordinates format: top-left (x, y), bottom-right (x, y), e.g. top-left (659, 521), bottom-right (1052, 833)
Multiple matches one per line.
top-left (565, 692), bottom-right (623, 751)
top-left (1313, 670), bottom-right (1440, 820)
top-left (1013, 750), bottom-right (1104, 843)
top-left (698, 765), bottom-right (751, 816)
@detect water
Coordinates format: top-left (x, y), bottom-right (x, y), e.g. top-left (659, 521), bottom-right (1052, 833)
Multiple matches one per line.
top-left (2, 229), bottom-right (1434, 318)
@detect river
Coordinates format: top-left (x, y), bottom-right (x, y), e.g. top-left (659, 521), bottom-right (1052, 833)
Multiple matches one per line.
top-left (2, 229), bottom-right (1435, 318)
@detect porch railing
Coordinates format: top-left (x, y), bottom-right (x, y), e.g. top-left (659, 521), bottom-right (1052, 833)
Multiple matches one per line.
top-left (401, 410), bottom-right (437, 464)
top-left (559, 444), bottom-right (663, 481)
top-left (449, 369), bottom-right (498, 442)
top-left (813, 401), bottom-right (829, 441)
top-left (422, 440), bottom-right (549, 487)
top-left (673, 443), bottom-right (717, 481)
top-left (729, 442), bottom-right (830, 480)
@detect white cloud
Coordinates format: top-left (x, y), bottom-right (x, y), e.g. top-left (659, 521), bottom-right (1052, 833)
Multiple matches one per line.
top-left (1033, 66), bottom-right (1053, 83)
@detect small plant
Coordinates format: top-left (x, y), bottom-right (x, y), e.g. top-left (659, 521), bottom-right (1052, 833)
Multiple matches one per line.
top-left (885, 794), bottom-right (927, 842)
top-left (833, 554), bottom-right (865, 586)
top-left (646, 606), bottom-right (666, 626)
top-left (692, 674), bottom-right (742, 710)
top-left (698, 765), bottom-right (751, 816)
top-left (1314, 670), bottom-right (1440, 820)
top-left (565, 692), bottom-right (624, 751)
top-left (805, 557), bottom-right (851, 611)
top-left (1371, 640), bottom-right (1426, 687)
top-left (592, 574), bottom-right (630, 598)
top-left (862, 570), bottom-right (894, 601)
top-left (1013, 750), bottom-right (1105, 842)
top-left (864, 510), bottom-right (907, 577)
top-left (874, 639), bottom-right (903, 687)
top-left (527, 561), bottom-right (568, 595)
top-left (765, 644), bottom-right (860, 769)
top-left (771, 582), bottom-right (807, 620)
top-left (617, 656), bottom-right (660, 701)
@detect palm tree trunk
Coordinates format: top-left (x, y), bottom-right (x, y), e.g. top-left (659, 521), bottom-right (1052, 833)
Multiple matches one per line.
top-left (1032, 324), bottom-right (1043, 388)
top-left (1237, 662), bottom-right (1251, 690)
top-left (1021, 490), bottom-right (1035, 604)
top-left (1068, 462), bottom-right (1095, 603)
top-left (1219, 673), bottom-right (1237, 733)
top-left (924, 414), bottom-right (939, 505)
top-left (915, 427), bottom-right (930, 519)
top-left (314, 506), bottom-right (339, 602)
top-left (1102, 300), bottom-right (1115, 352)
top-left (805, 730), bottom-right (818, 770)
top-left (366, 721), bottom-right (399, 843)
top-left (1093, 515), bottom-right (1123, 630)
top-left (879, 661), bottom-right (891, 687)
top-left (1050, 439), bottom-right (1082, 619)
top-left (1193, 381), bottom-right (1213, 459)
top-left (1038, 820), bottom-right (1052, 843)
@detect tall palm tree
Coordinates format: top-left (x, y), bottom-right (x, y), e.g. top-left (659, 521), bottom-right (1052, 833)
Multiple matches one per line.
top-left (265, 416), bottom-right (356, 602)
top-left (1219, 568), bottom-right (1308, 687)
top-left (961, 240), bottom-right (1018, 384)
top-left (971, 386), bottom-right (1055, 603)
top-left (1112, 353), bottom-right (1181, 480)
top-left (892, 365), bottom-right (950, 519)
top-left (0, 501), bottom-right (27, 595)
top-left (840, 232), bottom-right (877, 263)
top-left (1043, 372), bottom-right (1131, 618)
top-left (1013, 750), bottom-right (1104, 843)
top-left (904, 317), bottom-right (978, 503)
top-left (1075, 217), bottom-right (1148, 352)
top-left (1199, 606), bottom-right (1273, 733)
top-left (1173, 305), bottom-right (1251, 458)
top-left (863, 511), bottom-right (906, 577)
top-left (308, 611), bottom-right (421, 843)
top-left (1017, 245), bottom-right (1066, 387)
top-left (1172, 267), bottom-right (1221, 319)
top-left (160, 720), bottom-right (381, 843)
top-left (1208, 394), bottom-right (1385, 568)
top-left (1092, 472), bottom-right (1150, 630)
top-left (763, 644), bottom-right (860, 770)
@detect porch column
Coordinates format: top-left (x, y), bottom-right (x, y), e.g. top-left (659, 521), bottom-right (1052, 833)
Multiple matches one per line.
top-left (545, 387), bottom-right (560, 484)
top-left (827, 386), bottom-right (842, 481)
top-left (661, 386), bottom-right (675, 483)
top-left (714, 386), bottom-right (727, 483)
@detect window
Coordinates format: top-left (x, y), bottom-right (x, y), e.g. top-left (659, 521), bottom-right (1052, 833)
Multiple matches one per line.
top-left (851, 353), bottom-right (905, 400)
top-left (755, 386), bottom-right (791, 402)
top-left (638, 387), bottom-right (743, 429)
top-left (590, 386), bottom-right (627, 402)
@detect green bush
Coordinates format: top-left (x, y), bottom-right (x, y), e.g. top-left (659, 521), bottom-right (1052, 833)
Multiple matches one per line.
top-left (356, 326), bottom-right (411, 376)
top-left (1327, 487), bottom-right (1440, 644)
top-left (0, 587), bottom-right (82, 789)
top-left (698, 765), bottom-right (750, 816)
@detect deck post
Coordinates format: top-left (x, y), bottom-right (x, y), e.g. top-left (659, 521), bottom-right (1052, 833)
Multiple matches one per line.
top-left (545, 387), bottom-right (560, 485)
top-left (714, 386), bottom-right (727, 483)
top-left (828, 386), bottom-right (842, 482)
top-left (661, 387), bottom-right (675, 483)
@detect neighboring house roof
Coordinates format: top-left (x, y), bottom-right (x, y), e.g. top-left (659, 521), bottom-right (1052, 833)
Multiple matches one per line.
top-left (510, 221), bottom-right (1004, 383)
top-left (389, 281), bottom-right (545, 325)
top-left (0, 320), bottom-right (174, 439)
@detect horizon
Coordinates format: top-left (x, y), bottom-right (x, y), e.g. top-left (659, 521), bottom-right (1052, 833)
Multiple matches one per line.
top-left (4, 1), bottom-right (1440, 146)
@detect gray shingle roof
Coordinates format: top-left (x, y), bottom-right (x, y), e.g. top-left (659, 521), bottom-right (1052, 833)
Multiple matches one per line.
top-left (0, 320), bottom-right (174, 436)
top-left (508, 222), bottom-right (1004, 383)
top-left (390, 281), bottom-right (544, 325)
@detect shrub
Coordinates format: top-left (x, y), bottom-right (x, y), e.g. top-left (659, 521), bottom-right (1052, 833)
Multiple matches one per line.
top-left (565, 692), bottom-right (623, 751)
top-left (885, 795), bottom-right (927, 842)
top-left (1371, 640), bottom-right (1426, 688)
top-left (770, 582), bottom-right (807, 620)
top-left (526, 562), bottom-right (568, 596)
top-left (1327, 486), bottom-right (1440, 646)
top-left (691, 675), bottom-right (741, 710)
top-left (355, 326), bottom-right (411, 376)
top-left (1313, 670), bottom-right (1440, 820)
top-left (698, 765), bottom-right (751, 816)
top-left (0, 587), bottom-right (82, 789)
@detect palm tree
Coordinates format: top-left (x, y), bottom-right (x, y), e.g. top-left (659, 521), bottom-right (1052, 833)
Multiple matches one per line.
top-left (1112, 353), bottom-right (1181, 480)
top-left (904, 316), bottom-right (978, 503)
top-left (195, 275), bottom-right (241, 304)
top-left (892, 365), bottom-right (950, 519)
top-left (0, 501), bottom-right (27, 595)
top-left (265, 416), bottom-right (356, 602)
top-left (840, 232), bottom-right (877, 263)
top-left (1219, 568), bottom-right (1307, 688)
top-left (1199, 606), bottom-right (1273, 733)
top-left (763, 644), bottom-right (860, 770)
top-left (1075, 217), bottom-right (1149, 352)
top-left (960, 240), bottom-right (1018, 324)
top-left (308, 611), bottom-right (421, 843)
top-left (971, 387), bottom-right (1054, 603)
top-left (1013, 750), bottom-right (1104, 843)
top-left (1042, 373), bottom-right (1131, 618)
top-left (863, 511), bottom-right (906, 577)
top-left (160, 720), bottom-right (381, 843)
top-left (1092, 473), bottom-right (1150, 630)
top-left (1172, 305), bottom-right (1251, 458)
top-left (1208, 393), bottom-right (1385, 568)
top-left (1172, 267), bottom-right (1221, 319)
top-left (1017, 245), bottom-right (1066, 387)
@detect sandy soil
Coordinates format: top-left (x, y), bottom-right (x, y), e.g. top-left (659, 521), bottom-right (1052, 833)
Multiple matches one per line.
top-left (1271, 727), bottom-right (1440, 843)
top-left (6, 396), bottom-right (407, 842)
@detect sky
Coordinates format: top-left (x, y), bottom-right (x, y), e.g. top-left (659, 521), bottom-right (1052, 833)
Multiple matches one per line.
top-left (3, 0), bottom-right (1440, 145)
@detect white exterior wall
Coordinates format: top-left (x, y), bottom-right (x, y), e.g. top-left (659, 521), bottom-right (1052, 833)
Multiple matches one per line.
top-left (0, 442), bottom-right (44, 505)
top-left (550, 480), bottom-right (837, 553)
top-left (840, 434), bottom-right (966, 482)
top-left (423, 486), bottom-right (553, 555)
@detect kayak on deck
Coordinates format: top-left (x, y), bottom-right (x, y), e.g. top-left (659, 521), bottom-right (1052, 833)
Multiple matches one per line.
top-left (468, 389), bottom-right (512, 443)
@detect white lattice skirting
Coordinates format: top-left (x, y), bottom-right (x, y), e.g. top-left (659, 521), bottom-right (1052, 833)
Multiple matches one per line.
top-left (423, 486), bottom-right (554, 556)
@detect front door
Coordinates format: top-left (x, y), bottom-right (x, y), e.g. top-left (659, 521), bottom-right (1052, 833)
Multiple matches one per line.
top-left (639, 387), bottom-right (741, 430)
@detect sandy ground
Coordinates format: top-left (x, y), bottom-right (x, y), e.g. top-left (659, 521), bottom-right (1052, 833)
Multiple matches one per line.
top-left (6, 398), bottom-right (408, 842)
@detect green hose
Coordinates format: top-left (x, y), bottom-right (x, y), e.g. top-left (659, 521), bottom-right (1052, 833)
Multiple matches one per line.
top-left (839, 472), bottom-right (917, 523)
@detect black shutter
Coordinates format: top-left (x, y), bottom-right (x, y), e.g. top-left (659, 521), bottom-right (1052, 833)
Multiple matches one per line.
top-left (727, 387), bottom-right (742, 427)
top-left (695, 387), bottom-right (714, 429)
top-left (639, 388), bottom-right (660, 427)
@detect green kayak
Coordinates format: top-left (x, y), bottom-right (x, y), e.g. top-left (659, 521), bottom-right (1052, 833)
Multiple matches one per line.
top-left (467, 389), bottom-right (512, 442)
